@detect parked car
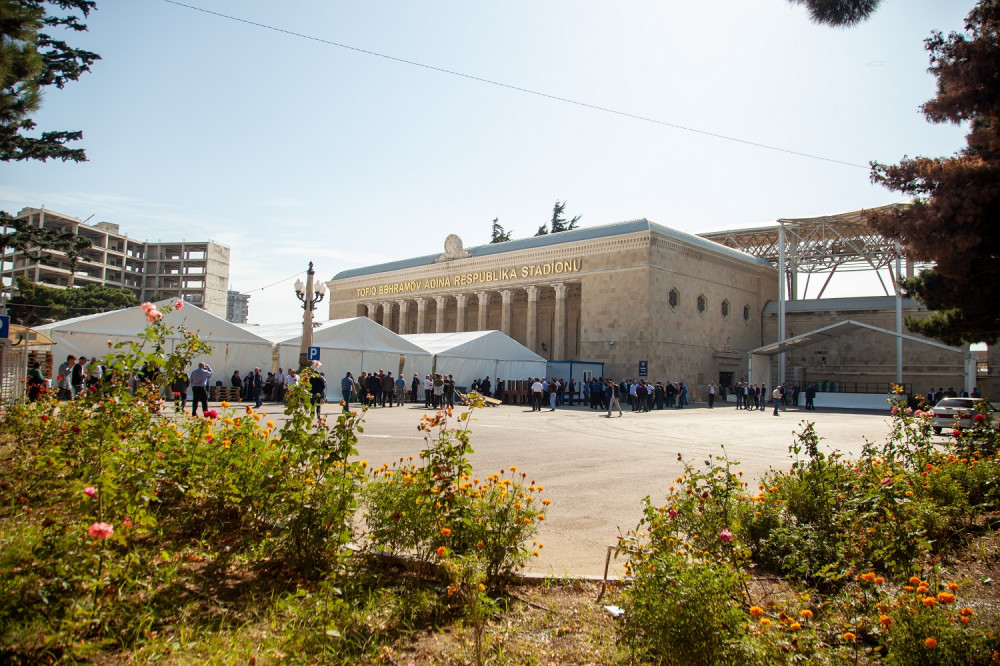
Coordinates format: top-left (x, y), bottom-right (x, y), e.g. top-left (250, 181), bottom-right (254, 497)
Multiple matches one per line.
top-left (927, 397), bottom-right (997, 435)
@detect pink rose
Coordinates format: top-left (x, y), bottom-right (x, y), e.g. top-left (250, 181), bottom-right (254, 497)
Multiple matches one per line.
top-left (719, 528), bottom-right (733, 543)
top-left (668, 509), bottom-right (678, 518)
top-left (122, 517), bottom-right (133, 530)
top-left (890, 406), bottom-right (898, 415)
top-left (175, 299), bottom-right (184, 310)
top-left (83, 486), bottom-right (97, 498)
top-left (881, 477), bottom-right (893, 486)
top-left (88, 522), bottom-right (114, 540)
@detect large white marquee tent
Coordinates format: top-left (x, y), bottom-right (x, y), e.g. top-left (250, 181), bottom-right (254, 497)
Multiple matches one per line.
top-left (401, 331), bottom-right (546, 388)
top-left (35, 303), bottom-right (274, 382)
top-left (247, 317), bottom-right (431, 384)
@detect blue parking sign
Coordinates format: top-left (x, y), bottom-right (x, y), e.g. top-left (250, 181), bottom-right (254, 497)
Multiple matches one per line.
top-left (307, 346), bottom-right (321, 361)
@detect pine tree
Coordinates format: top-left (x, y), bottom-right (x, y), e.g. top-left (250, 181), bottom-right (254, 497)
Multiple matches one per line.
top-left (866, 1), bottom-right (1000, 345)
top-left (0, 0), bottom-right (100, 162)
top-left (788, 0), bottom-right (883, 27)
top-left (490, 217), bottom-right (512, 243)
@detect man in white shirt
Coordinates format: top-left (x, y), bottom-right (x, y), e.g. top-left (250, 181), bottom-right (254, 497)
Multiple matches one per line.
top-left (531, 378), bottom-right (544, 412)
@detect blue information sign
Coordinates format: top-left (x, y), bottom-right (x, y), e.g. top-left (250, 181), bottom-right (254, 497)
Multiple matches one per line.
top-left (307, 346), bottom-right (321, 361)
top-left (0, 315), bottom-right (8, 340)
top-left (638, 360), bottom-right (648, 377)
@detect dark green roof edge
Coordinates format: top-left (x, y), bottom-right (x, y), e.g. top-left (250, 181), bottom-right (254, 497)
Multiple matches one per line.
top-left (331, 218), bottom-right (772, 281)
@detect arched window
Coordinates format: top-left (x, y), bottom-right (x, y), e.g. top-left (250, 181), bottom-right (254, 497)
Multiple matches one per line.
top-left (668, 288), bottom-right (680, 310)
top-left (697, 294), bottom-right (707, 314)
top-left (743, 304), bottom-right (751, 322)
top-left (721, 299), bottom-right (730, 318)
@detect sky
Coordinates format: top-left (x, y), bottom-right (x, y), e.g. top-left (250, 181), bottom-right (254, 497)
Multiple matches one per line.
top-left (0, 0), bottom-right (975, 325)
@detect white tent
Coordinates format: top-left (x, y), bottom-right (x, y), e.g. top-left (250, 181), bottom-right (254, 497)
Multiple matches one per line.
top-left (401, 331), bottom-right (547, 389)
top-left (36, 302), bottom-right (274, 385)
top-left (246, 318), bottom-right (431, 397)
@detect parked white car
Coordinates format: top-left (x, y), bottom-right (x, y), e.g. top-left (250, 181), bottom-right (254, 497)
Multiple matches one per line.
top-left (927, 397), bottom-right (997, 435)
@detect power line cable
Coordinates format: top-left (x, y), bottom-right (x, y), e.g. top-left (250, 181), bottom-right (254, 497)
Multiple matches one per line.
top-left (161, 0), bottom-right (867, 169)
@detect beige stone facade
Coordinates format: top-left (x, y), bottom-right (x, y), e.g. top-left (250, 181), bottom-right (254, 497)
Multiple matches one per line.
top-left (762, 298), bottom-right (971, 396)
top-left (327, 221), bottom-right (779, 390)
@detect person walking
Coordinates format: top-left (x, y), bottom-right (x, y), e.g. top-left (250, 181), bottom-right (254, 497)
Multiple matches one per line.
top-left (190, 362), bottom-right (213, 416)
top-left (56, 354), bottom-right (76, 401)
top-left (549, 378), bottom-right (558, 411)
top-left (395, 373), bottom-right (406, 406)
top-left (411, 373), bottom-right (420, 404)
top-left (606, 379), bottom-right (623, 417)
top-left (341, 371), bottom-right (355, 412)
top-left (26, 361), bottom-right (45, 401)
top-left (310, 370), bottom-right (327, 418)
top-left (708, 381), bottom-right (717, 408)
top-left (252, 368), bottom-right (264, 408)
top-left (172, 370), bottom-right (189, 412)
top-left (772, 384), bottom-right (782, 416)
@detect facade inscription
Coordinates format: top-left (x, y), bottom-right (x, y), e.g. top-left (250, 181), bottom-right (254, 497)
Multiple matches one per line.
top-left (355, 258), bottom-right (582, 298)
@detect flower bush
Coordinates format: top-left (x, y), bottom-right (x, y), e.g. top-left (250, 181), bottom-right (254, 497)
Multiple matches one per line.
top-left (362, 400), bottom-right (549, 579)
top-left (615, 386), bottom-right (1000, 664)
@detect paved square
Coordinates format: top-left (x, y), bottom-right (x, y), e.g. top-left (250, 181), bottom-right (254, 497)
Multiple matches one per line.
top-left (249, 398), bottom-right (895, 577)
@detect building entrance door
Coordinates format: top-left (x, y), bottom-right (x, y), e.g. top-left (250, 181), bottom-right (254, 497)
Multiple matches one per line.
top-left (719, 371), bottom-right (734, 392)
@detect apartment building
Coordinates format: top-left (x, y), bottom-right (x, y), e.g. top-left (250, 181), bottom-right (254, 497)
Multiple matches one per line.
top-left (226, 290), bottom-right (251, 324)
top-left (2, 207), bottom-right (231, 318)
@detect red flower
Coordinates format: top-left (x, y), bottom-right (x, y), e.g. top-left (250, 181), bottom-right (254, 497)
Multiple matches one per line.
top-left (953, 429), bottom-right (962, 438)
top-left (974, 413), bottom-right (986, 423)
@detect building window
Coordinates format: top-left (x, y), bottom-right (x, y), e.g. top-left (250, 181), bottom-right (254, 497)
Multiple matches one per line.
top-left (668, 288), bottom-right (679, 310)
top-left (743, 304), bottom-right (751, 322)
top-left (721, 299), bottom-right (730, 318)
top-left (697, 294), bottom-right (707, 314)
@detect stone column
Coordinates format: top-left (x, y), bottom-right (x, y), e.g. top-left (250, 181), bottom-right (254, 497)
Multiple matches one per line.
top-left (435, 295), bottom-right (447, 333)
top-left (476, 291), bottom-right (489, 331)
top-left (415, 297), bottom-right (426, 333)
top-left (380, 300), bottom-right (393, 329)
top-left (455, 293), bottom-right (468, 333)
top-left (366, 302), bottom-right (378, 320)
top-left (397, 299), bottom-right (410, 334)
top-left (552, 282), bottom-right (567, 360)
top-left (500, 290), bottom-right (513, 336)
top-left (525, 285), bottom-right (539, 352)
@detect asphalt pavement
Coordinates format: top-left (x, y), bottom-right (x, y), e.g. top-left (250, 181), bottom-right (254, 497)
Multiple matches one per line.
top-left (225, 397), bottom-right (895, 577)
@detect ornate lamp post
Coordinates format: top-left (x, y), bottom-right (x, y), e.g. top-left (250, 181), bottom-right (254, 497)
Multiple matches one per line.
top-left (294, 261), bottom-right (326, 370)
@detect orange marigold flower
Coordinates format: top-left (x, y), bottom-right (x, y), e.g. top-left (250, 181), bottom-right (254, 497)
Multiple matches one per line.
top-left (923, 597), bottom-right (938, 608)
top-left (537, 514), bottom-right (545, 521)
top-left (904, 586), bottom-right (915, 592)
top-left (843, 632), bottom-right (856, 642)
top-left (800, 609), bottom-right (813, 619)
top-left (790, 622), bottom-right (802, 631)
top-left (960, 607), bottom-right (975, 617)
top-left (874, 576), bottom-right (885, 584)
top-left (476, 540), bottom-right (484, 548)
top-left (924, 637), bottom-right (938, 649)
top-left (937, 592), bottom-right (956, 604)
top-left (961, 616), bottom-right (971, 625)
top-left (860, 572), bottom-right (876, 583)
top-left (440, 528), bottom-right (452, 536)
top-left (909, 576), bottom-right (922, 585)
top-left (947, 582), bottom-right (959, 591)
top-left (749, 606), bottom-right (765, 617)
top-left (436, 546), bottom-right (447, 557)
top-left (880, 615), bottom-right (893, 628)
top-left (759, 618), bottom-right (772, 627)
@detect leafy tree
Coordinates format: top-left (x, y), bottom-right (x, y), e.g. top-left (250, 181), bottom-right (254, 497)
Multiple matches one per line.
top-left (1, 0), bottom-right (100, 163)
top-left (865, 1), bottom-right (1000, 345)
top-left (7, 274), bottom-right (138, 325)
top-left (535, 200), bottom-right (582, 236)
top-left (788, 0), bottom-right (883, 26)
top-left (490, 217), bottom-right (512, 243)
